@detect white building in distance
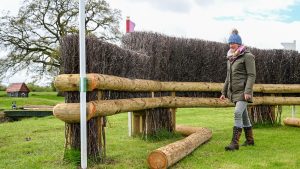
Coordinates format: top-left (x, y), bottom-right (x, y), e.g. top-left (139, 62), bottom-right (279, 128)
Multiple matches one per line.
top-left (281, 40), bottom-right (296, 50)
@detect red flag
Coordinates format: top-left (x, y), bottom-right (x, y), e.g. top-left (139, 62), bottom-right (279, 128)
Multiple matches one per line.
top-left (126, 17), bottom-right (135, 33)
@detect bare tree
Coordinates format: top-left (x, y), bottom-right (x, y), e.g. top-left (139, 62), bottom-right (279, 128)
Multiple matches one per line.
top-left (0, 0), bottom-right (121, 80)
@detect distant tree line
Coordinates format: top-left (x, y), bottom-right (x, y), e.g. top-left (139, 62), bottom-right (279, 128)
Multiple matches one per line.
top-left (0, 83), bottom-right (55, 92)
top-left (0, 85), bottom-right (6, 91)
top-left (26, 82), bottom-right (56, 92)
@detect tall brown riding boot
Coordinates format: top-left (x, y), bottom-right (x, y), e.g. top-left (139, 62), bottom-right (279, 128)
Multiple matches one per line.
top-left (242, 126), bottom-right (254, 146)
top-left (225, 126), bottom-right (242, 151)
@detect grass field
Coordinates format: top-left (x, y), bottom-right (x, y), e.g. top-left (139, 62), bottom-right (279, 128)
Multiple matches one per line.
top-left (0, 91), bottom-right (64, 110)
top-left (0, 92), bottom-right (299, 169)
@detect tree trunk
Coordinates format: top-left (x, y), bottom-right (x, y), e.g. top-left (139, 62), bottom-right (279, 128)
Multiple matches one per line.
top-left (144, 108), bottom-right (173, 135)
top-left (64, 91), bottom-right (105, 162)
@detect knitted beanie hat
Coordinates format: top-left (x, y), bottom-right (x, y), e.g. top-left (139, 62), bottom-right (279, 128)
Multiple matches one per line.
top-left (228, 29), bottom-right (242, 45)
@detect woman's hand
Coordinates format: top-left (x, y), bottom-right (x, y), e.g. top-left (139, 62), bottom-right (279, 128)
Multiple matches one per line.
top-left (220, 95), bottom-right (226, 100)
top-left (244, 94), bottom-right (252, 101)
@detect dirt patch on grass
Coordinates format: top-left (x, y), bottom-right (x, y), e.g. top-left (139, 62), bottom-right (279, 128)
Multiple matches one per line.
top-left (103, 157), bottom-right (117, 165)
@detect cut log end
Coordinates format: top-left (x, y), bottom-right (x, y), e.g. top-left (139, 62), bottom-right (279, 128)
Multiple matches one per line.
top-left (53, 103), bottom-right (96, 123)
top-left (283, 117), bottom-right (300, 127)
top-left (147, 150), bottom-right (168, 169)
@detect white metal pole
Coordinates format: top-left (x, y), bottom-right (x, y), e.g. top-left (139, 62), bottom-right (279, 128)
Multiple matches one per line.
top-left (292, 105), bottom-right (296, 118)
top-left (128, 112), bottom-right (132, 136)
top-left (79, 0), bottom-right (87, 168)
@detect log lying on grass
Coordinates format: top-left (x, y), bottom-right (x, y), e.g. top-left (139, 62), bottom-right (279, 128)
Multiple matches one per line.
top-left (283, 117), bottom-right (300, 127)
top-left (54, 74), bottom-right (300, 93)
top-left (147, 125), bottom-right (212, 169)
top-left (53, 96), bottom-right (300, 123)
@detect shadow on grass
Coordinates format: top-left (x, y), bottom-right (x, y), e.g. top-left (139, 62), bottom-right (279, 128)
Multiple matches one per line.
top-left (64, 148), bottom-right (118, 168)
top-left (141, 129), bottom-right (183, 142)
top-left (253, 123), bottom-right (282, 129)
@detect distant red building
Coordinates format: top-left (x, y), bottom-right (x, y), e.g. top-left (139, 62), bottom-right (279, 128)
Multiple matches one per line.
top-left (6, 83), bottom-right (30, 97)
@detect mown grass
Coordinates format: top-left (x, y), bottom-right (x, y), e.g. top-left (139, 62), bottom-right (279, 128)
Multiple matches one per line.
top-left (0, 91), bottom-right (64, 110)
top-left (0, 116), bottom-right (71, 169)
top-left (0, 92), bottom-right (299, 169)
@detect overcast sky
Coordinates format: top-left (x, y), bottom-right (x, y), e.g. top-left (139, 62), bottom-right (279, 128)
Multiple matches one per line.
top-left (1, 0), bottom-right (300, 85)
top-left (109, 0), bottom-right (300, 50)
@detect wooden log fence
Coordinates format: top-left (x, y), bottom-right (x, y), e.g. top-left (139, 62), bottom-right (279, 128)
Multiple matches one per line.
top-left (54, 74), bottom-right (300, 124)
top-left (55, 74), bottom-right (300, 93)
top-left (53, 96), bottom-right (300, 123)
top-left (53, 73), bottom-right (300, 168)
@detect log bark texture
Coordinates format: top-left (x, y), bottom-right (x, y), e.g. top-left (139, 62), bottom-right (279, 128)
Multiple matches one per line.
top-left (53, 96), bottom-right (300, 123)
top-left (283, 117), bottom-right (300, 127)
top-left (147, 125), bottom-right (212, 169)
top-left (54, 73), bottom-right (222, 92)
top-left (54, 74), bottom-right (300, 93)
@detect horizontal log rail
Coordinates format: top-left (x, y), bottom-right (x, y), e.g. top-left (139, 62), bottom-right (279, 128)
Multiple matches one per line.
top-left (147, 125), bottom-right (212, 169)
top-left (54, 73), bottom-right (300, 93)
top-left (53, 96), bottom-right (300, 123)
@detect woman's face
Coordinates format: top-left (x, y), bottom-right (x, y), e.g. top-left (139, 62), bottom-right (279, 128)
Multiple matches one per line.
top-left (229, 43), bottom-right (240, 52)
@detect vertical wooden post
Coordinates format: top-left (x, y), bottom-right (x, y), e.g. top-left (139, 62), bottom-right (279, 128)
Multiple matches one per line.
top-left (274, 94), bottom-right (282, 125)
top-left (144, 91), bottom-right (173, 135)
top-left (142, 114), bottom-right (146, 133)
top-left (170, 92), bottom-right (176, 131)
top-left (277, 105), bottom-right (282, 124)
top-left (133, 112), bottom-right (141, 135)
top-left (97, 91), bottom-right (105, 158)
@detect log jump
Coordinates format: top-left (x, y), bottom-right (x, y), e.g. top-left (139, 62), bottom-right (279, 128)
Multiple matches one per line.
top-left (53, 73), bottom-right (300, 168)
top-left (147, 125), bottom-right (212, 169)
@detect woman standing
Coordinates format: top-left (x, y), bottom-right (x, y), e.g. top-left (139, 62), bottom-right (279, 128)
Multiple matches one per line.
top-left (220, 29), bottom-right (256, 151)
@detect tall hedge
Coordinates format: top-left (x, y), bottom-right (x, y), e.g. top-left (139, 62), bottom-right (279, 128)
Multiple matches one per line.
top-left (122, 31), bottom-right (300, 126)
top-left (122, 31), bottom-right (300, 84)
